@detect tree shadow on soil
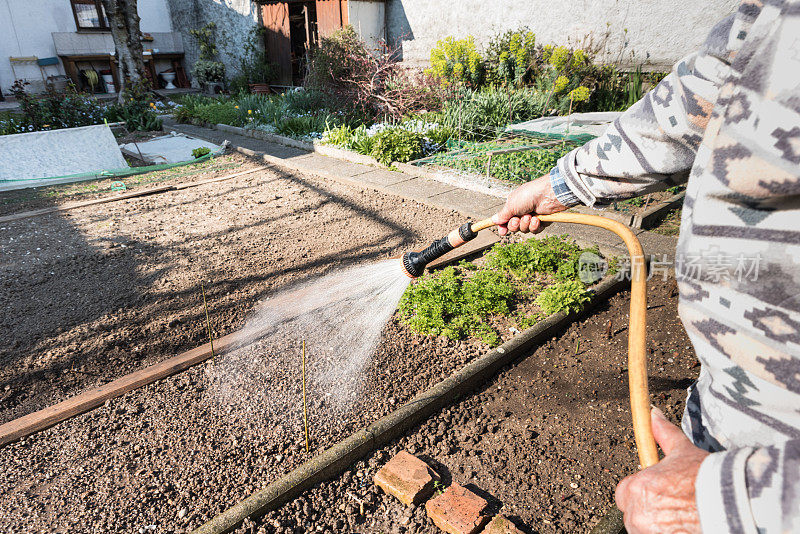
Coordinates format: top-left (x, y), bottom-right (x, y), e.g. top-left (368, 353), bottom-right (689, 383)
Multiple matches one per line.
top-left (0, 161), bottom-right (429, 423)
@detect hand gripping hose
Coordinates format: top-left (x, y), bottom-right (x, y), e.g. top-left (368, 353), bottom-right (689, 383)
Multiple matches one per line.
top-left (402, 213), bottom-right (658, 469)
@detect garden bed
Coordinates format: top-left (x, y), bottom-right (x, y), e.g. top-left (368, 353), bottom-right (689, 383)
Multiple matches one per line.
top-left (246, 278), bottom-right (698, 534)
top-left (1, 156), bottom-right (624, 533)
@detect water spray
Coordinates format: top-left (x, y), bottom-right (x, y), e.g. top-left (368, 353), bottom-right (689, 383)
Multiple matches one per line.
top-left (401, 212), bottom-right (658, 469)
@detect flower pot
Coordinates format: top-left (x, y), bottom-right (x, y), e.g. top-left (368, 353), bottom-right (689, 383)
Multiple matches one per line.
top-left (249, 83), bottom-right (270, 95)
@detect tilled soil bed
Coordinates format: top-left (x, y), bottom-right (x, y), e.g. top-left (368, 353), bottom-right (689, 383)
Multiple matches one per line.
top-left (245, 278), bottom-right (698, 534)
top-left (0, 155), bottom-right (488, 533)
top-left (0, 153), bottom-right (463, 424)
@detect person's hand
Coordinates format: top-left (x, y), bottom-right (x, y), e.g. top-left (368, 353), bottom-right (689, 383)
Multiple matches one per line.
top-left (615, 407), bottom-right (709, 534)
top-left (491, 174), bottom-right (567, 236)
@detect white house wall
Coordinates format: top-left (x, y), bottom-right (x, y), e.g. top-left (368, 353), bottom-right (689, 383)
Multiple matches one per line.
top-left (0, 0), bottom-right (173, 94)
top-left (386, 0), bottom-right (740, 70)
top-left (348, 0), bottom-right (386, 51)
top-left (166, 0), bottom-right (261, 88)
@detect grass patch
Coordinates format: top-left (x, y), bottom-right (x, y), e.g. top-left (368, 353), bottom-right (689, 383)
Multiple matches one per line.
top-left (398, 236), bottom-right (600, 346)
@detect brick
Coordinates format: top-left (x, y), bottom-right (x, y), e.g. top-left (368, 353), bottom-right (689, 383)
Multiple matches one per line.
top-left (479, 515), bottom-right (525, 534)
top-left (374, 451), bottom-right (439, 506)
top-left (425, 484), bottom-right (489, 534)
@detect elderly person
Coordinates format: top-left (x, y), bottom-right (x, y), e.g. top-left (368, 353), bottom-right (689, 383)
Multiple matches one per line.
top-left (492, 1), bottom-right (800, 532)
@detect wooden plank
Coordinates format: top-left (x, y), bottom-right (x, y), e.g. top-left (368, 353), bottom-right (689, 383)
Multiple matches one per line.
top-left (0, 332), bottom-right (240, 447)
top-left (0, 166), bottom-right (267, 224)
top-left (262, 3), bottom-right (293, 85)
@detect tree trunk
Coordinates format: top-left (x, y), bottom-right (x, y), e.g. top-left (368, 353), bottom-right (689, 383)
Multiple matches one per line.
top-left (100, 0), bottom-right (147, 102)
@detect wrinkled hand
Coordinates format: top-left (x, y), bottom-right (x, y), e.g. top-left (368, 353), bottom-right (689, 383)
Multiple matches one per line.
top-left (491, 174), bottom-right (567, 236)
top-left (615, 407), bottom-right (709, 534)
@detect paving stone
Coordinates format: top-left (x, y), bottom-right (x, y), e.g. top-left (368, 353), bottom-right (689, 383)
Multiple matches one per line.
top-left (428, 188), bottom-right (502, 218)
top-left (357, 169), bottom-right (414, 187)
top-left (374, 451), bottom-right (439, 506)
top-left (383, 176), bottom-right (456, 200)
top-left (425, 484), bottom-right (489, 534)
top-left (479, 515), bottom-right (525, 534)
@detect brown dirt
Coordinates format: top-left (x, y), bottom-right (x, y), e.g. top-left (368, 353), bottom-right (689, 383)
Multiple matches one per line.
top-left (248, 278), bottom-right (699, 534)
top-left (0, 155), bottom-right (464, 425)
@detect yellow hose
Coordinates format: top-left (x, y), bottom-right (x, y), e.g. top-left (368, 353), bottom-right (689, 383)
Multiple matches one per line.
top-left (471, 213), bottom-right (658, 469)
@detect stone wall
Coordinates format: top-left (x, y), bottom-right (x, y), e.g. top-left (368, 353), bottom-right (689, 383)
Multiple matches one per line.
top-left (386, 0), bottom-right (740, 71)
top-left (166, 0), bottom-right (261, 87)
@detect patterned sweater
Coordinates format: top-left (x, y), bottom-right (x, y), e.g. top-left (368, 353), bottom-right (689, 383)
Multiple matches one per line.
top-left (551, 1), bottom-right (800, 531)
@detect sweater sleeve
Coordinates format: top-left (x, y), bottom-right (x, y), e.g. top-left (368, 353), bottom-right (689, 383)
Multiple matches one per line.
top-left (695, 441), bottom-right (800, 533)
top-left (556, 15), bottom-right (738, 207)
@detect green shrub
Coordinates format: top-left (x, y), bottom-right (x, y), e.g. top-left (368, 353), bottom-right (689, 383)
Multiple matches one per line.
top-left (370, 128), bottom-right (424, 165)
top-left (173, 94), bottom-right (217, 123)
top-left (194, 101), bottom-right (240, 126)
top-left (398, 266), bottom-right (512, 345)
top-left (274, 113), bottom-right (328, 138)
top-left (535, 280), bottom-right (591, 315)
top-left (485, 28), bottom-right (537, 86)
top-left (192, 147), bottom-right (211, 158)
top-left (8, 80), bottom-right (106, 133)
top-left (484, 236), bottom-right (582, 279)
top-left (282, 89), bottom-right (334, 114)
top-left (104, 100), bottom-right (162, 131)
top-left (431, 87), bottom-right (549, 140)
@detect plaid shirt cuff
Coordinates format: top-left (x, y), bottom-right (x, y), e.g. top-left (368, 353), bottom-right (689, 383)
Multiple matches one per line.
top-left (549, 166), bottom-right (582, 207)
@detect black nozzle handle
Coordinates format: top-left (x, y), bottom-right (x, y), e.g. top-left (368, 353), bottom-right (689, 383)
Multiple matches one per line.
top-left (401, 220), bottom-right (480, 278)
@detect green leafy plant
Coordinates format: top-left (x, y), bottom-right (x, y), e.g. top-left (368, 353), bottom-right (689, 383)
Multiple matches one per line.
top-left (193, 100), bottom-right (239, 125)
top-left (398, 266), bottom-right (511, 345)
top-left (192, 147), bottom-right (211, 158)
top-left (190, 22), bottom-right (219, 61)
top-left (399, 237), bottom-right (601, 345)
top-left (535, 280), bottom-right (591, 315)
top-left (484, 236), bottom-right (582, 278)
top-left (190, 22), bottom-right (225, 86)
top-left (485, 28), bottom-right (537, 86)
top-left (8, 80), bottom-right (106, 133)
top-left (193, 60), bottom-right (225, 85)
top-left (274, 113), bottom-right (328, 138)
top-left (370, 128), bottom-right (424, 165)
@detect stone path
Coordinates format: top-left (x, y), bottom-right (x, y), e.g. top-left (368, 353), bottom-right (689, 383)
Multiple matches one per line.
top-left (163, 118), bottom-right (679, 260)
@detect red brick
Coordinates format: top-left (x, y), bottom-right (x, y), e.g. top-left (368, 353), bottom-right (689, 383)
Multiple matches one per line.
top-left (425, 484), bottom-right (489, 534)
top-left (374, 451), bottom-right (439, 506)
top-left (479, 515), bottom-right (524, 534)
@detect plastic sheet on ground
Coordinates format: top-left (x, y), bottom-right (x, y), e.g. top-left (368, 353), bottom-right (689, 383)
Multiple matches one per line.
top-left (506, 111), bottom-right (622, 141)
top-left (120, 133), bottom-right (222, 165)
top-left (0, 124), bottom-right (128, 191)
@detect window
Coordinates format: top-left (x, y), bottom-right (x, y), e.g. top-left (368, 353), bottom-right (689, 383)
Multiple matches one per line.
top-left (70, 0), bottom-right (109, 30)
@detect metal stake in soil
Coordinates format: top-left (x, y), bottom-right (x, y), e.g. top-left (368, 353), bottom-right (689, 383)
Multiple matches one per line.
top-left (302, 340), bottom-right (310, 454)
top-left (201, 281), bottom-right (214, 358)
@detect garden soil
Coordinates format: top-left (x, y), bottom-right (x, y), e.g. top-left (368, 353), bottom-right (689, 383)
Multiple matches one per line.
top-left (245, 279), bottom-right (698, 534)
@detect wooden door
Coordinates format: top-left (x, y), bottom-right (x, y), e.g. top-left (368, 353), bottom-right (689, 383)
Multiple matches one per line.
top-left (261, 2), bottom-right (293, 85)
top-left (315, 0), bottom-right (346, 38)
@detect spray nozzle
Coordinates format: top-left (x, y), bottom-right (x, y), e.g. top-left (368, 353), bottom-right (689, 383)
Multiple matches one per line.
top-left (401, 221), bottom-right (481, 278)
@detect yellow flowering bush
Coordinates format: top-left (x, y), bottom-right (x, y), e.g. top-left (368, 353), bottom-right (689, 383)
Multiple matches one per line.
top-left (549, 46), bottom-right (571, 71)
top-left (486, 29), bottom-right (536, 85)
top-left (553, 76), bottom-right (570, 94)
top-left (429, 36), bottom-right (484, 86)
top-left (568, 86), bottom-right (592, 102)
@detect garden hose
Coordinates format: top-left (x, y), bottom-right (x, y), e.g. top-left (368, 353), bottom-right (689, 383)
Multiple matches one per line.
top-left (402, 212), bottom-right (658, 469)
